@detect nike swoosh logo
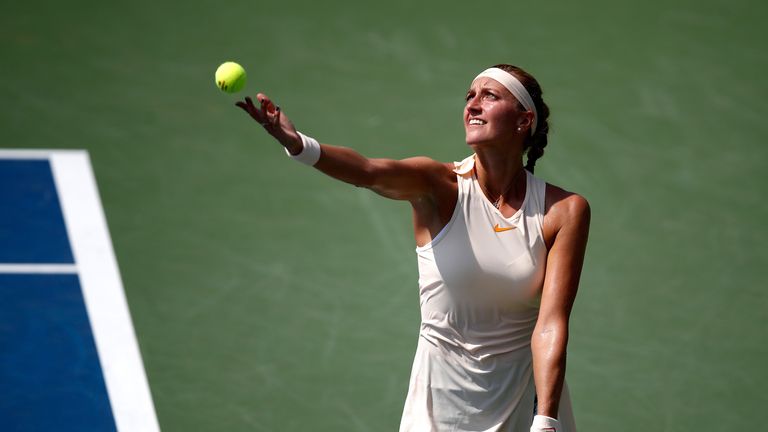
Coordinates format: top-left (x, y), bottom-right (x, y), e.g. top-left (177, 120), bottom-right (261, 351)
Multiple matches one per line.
top-left (493, 223), bottom-right (515, 232)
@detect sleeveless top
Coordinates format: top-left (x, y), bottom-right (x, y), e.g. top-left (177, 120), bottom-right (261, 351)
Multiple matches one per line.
top-left (399, 154), bottom-right (576, 432)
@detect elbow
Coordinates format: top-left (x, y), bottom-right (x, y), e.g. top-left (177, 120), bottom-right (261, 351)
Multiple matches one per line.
top-left (355, 159), bottom-right (378, 189)
top-left (535, 321), bottom-right (569, 339)
top-left (532, 322), bottom-right (569, 355)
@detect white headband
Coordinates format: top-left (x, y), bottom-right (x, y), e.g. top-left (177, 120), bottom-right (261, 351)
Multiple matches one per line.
top-left (473, 67), bottom-right (538, 135)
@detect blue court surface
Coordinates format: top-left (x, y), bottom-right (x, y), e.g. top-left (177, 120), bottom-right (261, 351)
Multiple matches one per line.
top-left (0, 151), bottom-right (159, 432)
top-left (0, 274), bottom-right (116, 431)
top-left (0, 160), bottom-right (73, 263)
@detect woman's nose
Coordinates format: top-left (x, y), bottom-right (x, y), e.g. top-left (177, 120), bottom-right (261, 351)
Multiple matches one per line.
top-left (466, 96), bottom-right (481, 113)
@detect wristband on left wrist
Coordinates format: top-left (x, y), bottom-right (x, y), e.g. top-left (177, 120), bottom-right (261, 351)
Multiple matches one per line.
top-left (284, 131), bottom-right (321, 166)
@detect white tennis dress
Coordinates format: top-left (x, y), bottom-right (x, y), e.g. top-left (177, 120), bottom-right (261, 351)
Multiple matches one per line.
top-left (399, 154), bottom-right (576, 432)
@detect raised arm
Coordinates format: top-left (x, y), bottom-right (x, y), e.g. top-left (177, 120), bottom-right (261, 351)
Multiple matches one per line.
top-left (531, 190), bottom-right (591, 425)
top-left (236, 93), bottom-right (448, 202)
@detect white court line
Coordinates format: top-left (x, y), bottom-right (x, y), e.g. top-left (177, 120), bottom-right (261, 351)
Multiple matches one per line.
top-left (0, 264), bottom-right (78, 274)
top-left (0, 149), bottom-right (86, 159)
top-left (49, 151), bottom-right (161, 432)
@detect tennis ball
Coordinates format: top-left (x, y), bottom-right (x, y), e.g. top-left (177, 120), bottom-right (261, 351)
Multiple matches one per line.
top-left (215, 61), bottom-right (246, 93)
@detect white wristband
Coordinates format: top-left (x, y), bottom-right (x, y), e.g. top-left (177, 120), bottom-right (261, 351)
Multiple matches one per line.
top-left (531, 415), bottom-right (560, 432)
top-left (284, 131), bottom-right (321, 166)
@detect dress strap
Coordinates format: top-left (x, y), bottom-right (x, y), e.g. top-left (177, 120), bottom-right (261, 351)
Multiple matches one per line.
top-left (452, 154), bottom-right (476, 177)
top-left (525, 171), bottom-right (547, 234)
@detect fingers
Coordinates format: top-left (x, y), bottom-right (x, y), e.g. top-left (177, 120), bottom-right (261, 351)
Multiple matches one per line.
top-left (236, 94), bottom-right (283, 130)
top-left (245, 96), bottom-right (260, 111)
top-left (257, 94), bottom-right (281, 128)
top-left (235, 95), bottom-right (267, 125)
top-left (257, 93), bottom-right (278, 115)
top-left (259, 98), bottom-right (275, 115)
top-left (235, 96), bottom-right (255, 114)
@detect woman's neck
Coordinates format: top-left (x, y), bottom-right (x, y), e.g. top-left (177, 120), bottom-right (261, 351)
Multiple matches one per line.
top-left (472, 146), bottom-right (525, 205)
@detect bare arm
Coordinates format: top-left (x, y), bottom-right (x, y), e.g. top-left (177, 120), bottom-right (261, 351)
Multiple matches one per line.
top-left (236, 93), bottom-right (447, 202)
top-left (532, 192), bottom-right (591, 418)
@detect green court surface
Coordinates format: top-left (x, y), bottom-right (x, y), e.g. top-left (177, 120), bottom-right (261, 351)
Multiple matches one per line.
top-left (2, 0), bottom-right (767, 430)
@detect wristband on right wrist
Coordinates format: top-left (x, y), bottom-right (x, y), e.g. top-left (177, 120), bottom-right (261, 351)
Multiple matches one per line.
top-left (531, 415), bottom-right (560, 432)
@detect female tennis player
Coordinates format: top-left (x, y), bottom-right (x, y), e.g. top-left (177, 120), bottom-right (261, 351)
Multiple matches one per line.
top-left (236, 64), bottom-right (590, 432)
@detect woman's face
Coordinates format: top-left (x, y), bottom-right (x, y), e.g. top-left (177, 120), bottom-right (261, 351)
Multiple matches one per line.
top-left (463, 77), bottom-right (531, 147)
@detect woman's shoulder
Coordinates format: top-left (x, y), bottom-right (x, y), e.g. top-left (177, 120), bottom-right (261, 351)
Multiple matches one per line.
top-left (543, 181), bottom-right (591, 242)
top-left (404, 155), bottom-right (471, 175)
top-left (544, 182), bottom-right (590, 215)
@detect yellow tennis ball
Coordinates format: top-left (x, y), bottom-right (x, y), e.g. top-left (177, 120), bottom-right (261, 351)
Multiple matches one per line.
top-left (215, 61), bottom-right (246, 93)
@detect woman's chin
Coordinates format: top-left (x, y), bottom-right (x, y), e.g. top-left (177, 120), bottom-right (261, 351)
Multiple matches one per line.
top-left (465, 135), bottom-right (491, 147)
top-left (465, 132), bottom-right (516, 148)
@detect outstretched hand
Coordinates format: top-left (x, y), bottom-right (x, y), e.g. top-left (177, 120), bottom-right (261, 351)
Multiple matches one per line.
top-left (236, 93), bottom-right (301, 152)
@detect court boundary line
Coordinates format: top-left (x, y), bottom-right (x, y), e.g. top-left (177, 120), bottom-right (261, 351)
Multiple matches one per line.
top-left (0, 149), bottom-right (87, 159)
top-left (0, 264), bottom-right (78, 274)
top-left (13, 149), bottom-right (163, 432)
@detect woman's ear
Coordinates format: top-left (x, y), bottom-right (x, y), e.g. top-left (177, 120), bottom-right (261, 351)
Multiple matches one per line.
top-left (516, 111), bottom-right (534, 133)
